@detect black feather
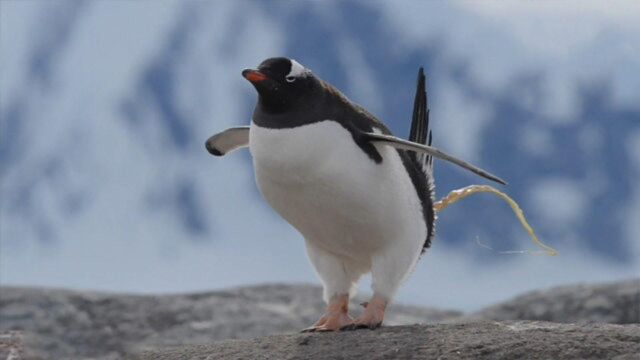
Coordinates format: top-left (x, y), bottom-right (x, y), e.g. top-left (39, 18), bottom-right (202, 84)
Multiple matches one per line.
top-left (408, 67), bottom-right (433, 173)
top-left (406, 67), bottom-right (435, 251)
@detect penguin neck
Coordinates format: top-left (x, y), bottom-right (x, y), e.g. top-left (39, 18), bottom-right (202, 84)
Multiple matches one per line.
top-left (257, 93), bottom-right (289, 114)
top-left (253, 102), bottom-right (310, 129)
top-left (254, 90), bottom-right (328, 129)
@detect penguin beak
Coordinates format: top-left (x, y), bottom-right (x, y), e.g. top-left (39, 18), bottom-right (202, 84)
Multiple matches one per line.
top-left (242, 69), bottom-right (267, 83)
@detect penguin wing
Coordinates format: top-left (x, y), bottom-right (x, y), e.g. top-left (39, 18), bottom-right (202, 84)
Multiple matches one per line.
top-left (364, 132), bottom-right (507, 185)
top-left (205, 127), bottom-right (250, 156)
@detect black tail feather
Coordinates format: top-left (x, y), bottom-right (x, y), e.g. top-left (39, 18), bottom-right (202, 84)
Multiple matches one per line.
top-left (408, 67), bottom-right (432, 172)
top-left (408, 67), bottom-right (435, 252)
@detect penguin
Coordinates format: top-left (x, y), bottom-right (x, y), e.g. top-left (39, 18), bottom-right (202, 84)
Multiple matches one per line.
top-left (205, 57), bottom-right (505, 331)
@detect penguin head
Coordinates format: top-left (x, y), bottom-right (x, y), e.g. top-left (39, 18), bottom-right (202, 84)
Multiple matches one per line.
top-left (242, 57), bottom-right (319, 114)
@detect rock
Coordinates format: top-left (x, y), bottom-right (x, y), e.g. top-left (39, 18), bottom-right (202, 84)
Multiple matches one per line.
top-left (132, 321), bottom-right (640, 360)
top-left (465, 279), bottom-right (640, 324)
top-left (2, 279), bottom-right (638, 359)
top-left (0, 284), bottom-right (458, 360)
top-left (0, 331), bottom-right (27, 360)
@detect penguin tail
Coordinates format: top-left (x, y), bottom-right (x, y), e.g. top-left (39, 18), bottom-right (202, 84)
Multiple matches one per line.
top-left (408, 67), bottom-right (433, 175)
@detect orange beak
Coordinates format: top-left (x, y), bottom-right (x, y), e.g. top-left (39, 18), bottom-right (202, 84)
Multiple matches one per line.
top-left (242, 69), bottom-right (267, 83)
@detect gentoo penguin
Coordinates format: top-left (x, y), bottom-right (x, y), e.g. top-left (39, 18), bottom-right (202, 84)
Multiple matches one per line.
top-left (206, 57), bottom-right (505, 331)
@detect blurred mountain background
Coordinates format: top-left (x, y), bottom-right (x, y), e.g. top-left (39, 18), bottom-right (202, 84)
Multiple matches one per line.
top-left (1, 0), bottom-right (639, 311)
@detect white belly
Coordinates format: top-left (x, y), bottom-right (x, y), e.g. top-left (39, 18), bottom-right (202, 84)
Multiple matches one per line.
top-left (249, 120), bottom-right (426, 263)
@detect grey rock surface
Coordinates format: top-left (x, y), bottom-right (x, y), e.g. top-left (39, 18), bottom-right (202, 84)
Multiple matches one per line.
top-left (0, 331), bottom-right (26, 360)
top-left (0, 284), bottom-right (458, 360)
top-left (464, 278), bottom-right (640, 324)
top-left (1, 279), bottom-right (638, 359)
top-left (133, 321), bottom-right (640, 360)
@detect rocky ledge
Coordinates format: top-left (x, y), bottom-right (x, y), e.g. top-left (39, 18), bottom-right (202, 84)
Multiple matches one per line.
top-left (134, 321), bottom-right (640, 360)
top-left (1, 279), bottom-right (638, 359)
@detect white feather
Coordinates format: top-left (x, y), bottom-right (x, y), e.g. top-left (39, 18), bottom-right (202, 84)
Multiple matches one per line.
top-left (249, 120), bottom-right (426, 302)
top-left (287, 59), bottom-right (306, 78)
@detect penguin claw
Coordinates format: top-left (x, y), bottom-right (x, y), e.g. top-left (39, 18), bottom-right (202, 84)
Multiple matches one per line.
top-left (302, 312), bottom-right (353, 332)
top-left (314, 326), bottom-right (335, 332)
top-left (347, 295), bottom-right (386, 330)
top-left (302, 321), bottom-right (354, 332)
top-left (304, 325), bottom-right (329, 332)
top-left (339, 323), bottom-right (357, 331)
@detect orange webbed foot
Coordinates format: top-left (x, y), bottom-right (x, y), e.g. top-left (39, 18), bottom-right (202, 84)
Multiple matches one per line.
top-left (341, 295), bottom-right (386, 331)
top-left (301, 293), bottom-right (353, 332)
top-left (302, 311), bottom-right (354, 332)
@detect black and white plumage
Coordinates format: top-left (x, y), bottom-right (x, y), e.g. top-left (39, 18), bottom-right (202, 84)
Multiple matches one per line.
top-left (205, 57), bottom-right (505, 331)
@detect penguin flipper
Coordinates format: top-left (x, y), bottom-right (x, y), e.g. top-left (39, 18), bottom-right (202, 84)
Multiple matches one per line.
top-left (364, 132), bottom-right (507, 185)
top-left (205, 127), bottom-right (250, 156)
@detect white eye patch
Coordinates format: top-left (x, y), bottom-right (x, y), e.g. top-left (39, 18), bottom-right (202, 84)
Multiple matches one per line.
top-left (287, 59), bottom-right (306, 79)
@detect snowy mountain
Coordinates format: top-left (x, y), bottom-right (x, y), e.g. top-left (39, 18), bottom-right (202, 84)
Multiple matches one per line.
top-left (1, 0), bottom-right (639, 311)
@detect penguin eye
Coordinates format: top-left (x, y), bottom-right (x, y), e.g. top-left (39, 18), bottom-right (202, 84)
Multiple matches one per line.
top-left (285, 75), bottom-right (296, 83)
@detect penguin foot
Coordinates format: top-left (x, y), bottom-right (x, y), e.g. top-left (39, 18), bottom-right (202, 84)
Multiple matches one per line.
top-left (301, 311), bottom-right (354, 332)
top-left (301, 293), bottom-right (353, 332)
top-left (342, 295), bottom-right (386, 331)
